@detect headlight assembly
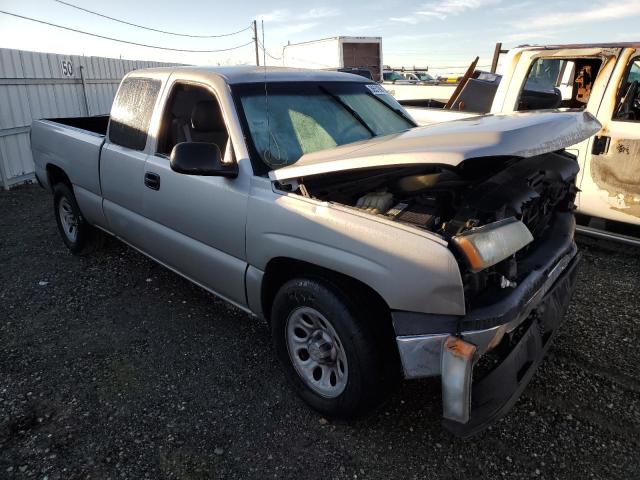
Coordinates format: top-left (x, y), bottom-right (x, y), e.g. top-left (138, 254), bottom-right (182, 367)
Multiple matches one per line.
top-left (452, 218), bottom-right (533, 273)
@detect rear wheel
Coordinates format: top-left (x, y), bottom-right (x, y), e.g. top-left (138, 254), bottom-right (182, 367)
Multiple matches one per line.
top-left (271, 277), bottom-right (398, 418)
top-left (53, 183), bottom-right (103, 255)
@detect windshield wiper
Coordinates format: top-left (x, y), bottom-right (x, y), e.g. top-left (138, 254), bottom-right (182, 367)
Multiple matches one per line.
top-left (318, 86), bottom-right (376, 136)
top-left (364, 91), bottom-right (417, 127)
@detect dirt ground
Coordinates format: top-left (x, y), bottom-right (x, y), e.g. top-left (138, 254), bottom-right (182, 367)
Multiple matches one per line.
top-left (1, 184), bottom-right (639, 479)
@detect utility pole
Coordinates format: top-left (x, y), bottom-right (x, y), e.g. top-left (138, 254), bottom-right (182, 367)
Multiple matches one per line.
top-left (253, 20), bottom-right (260, 66)
top-left (490, 42), bottom-right (509, 73)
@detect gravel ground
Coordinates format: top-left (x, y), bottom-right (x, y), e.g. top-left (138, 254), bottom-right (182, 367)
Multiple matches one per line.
top-left (1, 184), bottom-right (639, 480)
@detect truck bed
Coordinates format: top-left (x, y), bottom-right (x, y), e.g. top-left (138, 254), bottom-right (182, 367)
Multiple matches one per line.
top-left (44, 115), bottom-right (110, 136)
top-left (31, 115), bottom-right (108, 201)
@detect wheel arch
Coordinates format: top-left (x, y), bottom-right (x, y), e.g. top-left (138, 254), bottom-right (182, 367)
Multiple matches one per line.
top-left (46, 163), bottom-right (72, 191)
top-left (262, 256), bottom-right (403, 392)
top-left (260, 257), bottom-right (392, 325)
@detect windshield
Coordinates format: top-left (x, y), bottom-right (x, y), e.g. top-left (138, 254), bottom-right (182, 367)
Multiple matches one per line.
top-left (417, 73), bottom-right (433, 81)
top-left (234, 82), bottom-right (415, 172)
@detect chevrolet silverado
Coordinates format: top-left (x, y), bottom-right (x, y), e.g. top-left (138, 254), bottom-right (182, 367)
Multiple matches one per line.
top-left (30, 66), bottom-right (600, 436)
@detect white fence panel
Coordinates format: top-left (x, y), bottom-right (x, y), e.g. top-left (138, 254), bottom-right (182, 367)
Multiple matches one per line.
top-left (0, 133), bottom-right (32, 185)
top-left (0, 84), bottom-right (30, 130)
top-left (0, 49), bottom-right (23, 78)
top-left (0, 48), bottom-right (179, 188)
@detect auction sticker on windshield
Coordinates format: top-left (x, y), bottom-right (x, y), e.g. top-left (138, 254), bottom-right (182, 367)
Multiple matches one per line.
top-left (366, 84), bottom-right (388, 95)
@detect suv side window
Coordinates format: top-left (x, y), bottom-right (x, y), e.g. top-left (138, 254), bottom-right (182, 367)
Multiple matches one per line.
top-left (109, 77), bottom-right (161, 150)
top-left (612, 57), bottom-right (640, 121)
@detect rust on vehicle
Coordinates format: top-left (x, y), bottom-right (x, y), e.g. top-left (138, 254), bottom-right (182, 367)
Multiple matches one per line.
top-left (486, 325), bottom-right (507, 351)
top-left (444, 336), bottom-right (477, 360)
top-left (591, 138), bottom-right (640, 217)
top-left (575, 65), bottom-right (594, 104)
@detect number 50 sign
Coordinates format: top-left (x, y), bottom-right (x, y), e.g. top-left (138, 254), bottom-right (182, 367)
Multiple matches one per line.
top-left (61, 60), bottom-right (74, 77)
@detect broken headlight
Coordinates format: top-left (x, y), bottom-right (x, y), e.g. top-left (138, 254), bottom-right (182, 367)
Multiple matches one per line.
top-left (451, 218), bottom-right (533, 273)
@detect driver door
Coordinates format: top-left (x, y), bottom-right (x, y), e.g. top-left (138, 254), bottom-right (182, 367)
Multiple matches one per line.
top-left (141, 80), bottom-right (250, 307)
top-left (579, 49), bottom-right (640, 225)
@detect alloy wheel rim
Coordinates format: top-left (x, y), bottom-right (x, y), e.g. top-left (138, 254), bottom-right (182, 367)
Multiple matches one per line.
top-left (58, 197), bottom-right (78, 243)
top-left (285, 306), bottom-right (348, 398)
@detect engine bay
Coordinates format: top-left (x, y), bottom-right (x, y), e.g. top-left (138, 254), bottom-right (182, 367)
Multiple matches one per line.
top-left (298, 152), bottom-right (578, 239)
top-left (298, 163), bottom-right (472, 234)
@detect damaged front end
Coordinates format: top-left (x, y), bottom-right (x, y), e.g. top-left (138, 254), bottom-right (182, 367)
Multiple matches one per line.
top-left (269, 111), bottom-right (599, 435)
top-left (298, 151), bottom-right (582, 436)
top-left (390, 151), bottom-right (582, 436)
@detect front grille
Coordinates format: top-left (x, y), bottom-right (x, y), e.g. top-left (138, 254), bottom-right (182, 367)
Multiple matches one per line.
top-left (453, 152), bottom-right (580, 309)
top-left (520, 181), bottom-right (575, 241)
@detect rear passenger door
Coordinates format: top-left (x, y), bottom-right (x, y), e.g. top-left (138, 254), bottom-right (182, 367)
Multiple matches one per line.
top-left (101, 76), bottom-right (163, 243)
top-left (141, 81), bottom-right (249, 307)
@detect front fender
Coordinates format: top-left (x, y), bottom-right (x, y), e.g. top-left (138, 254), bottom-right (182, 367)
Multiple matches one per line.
top-left (246, 179), bottom-right (465, 316)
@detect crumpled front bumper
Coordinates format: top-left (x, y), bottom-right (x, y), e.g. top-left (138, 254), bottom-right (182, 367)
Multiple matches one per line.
top-left (393, 214), bottom-right (580, 437)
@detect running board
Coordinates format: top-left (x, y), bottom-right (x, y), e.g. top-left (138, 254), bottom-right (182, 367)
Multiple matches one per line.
top-left (576, 225), bottom-right (640, 247)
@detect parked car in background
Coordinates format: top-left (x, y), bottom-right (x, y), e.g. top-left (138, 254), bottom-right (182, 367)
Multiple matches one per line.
top-left (337, 67), bottom-right (374, 80)
top-left (403, 71), bottom-right (437, 83)
top-left (437, 75), bottom-right (463, 83)
top-left (382, 70), bottom-right (414, 84)
top-left (31, 66), bottom-right (600, 436)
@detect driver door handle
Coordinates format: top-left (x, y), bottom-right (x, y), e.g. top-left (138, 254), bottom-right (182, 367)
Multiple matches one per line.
top-left (592, 135), bottom-right (610, 155)
top-left (144, 172), bottom-right (160, 190)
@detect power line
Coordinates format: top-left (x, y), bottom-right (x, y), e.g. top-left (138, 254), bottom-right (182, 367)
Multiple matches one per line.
top-left (258, 39), bottom-right (282, 61)
top-left (0, 10), bottom-right (254, 53)
top-left (390, 64), bottom-right (492, 70)
top-left (53, 0), bottom-right (252, 38)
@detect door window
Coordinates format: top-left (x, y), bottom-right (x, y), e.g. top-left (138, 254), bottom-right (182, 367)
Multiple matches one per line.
top-left (517, 57), bottom-right (601, 111)
top-left (612, 57), bottom-right (640, 121)
top-left (157, 83), bottom-right (230, 158)
top-left (109, 78), bottom-right (161, 150)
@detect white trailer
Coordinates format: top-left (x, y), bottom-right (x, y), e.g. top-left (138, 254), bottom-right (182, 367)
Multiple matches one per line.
top-left (283, 37), bottom-right (383, 81)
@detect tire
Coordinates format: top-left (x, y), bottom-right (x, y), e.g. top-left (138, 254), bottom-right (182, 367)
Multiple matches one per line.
top-left (271, 277), bottom-right (399, 418)
top-left (53, 183), bottom-right (103, 255)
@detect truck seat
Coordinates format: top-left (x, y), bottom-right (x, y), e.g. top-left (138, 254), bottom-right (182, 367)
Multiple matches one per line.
top-left (168, 94), bottom-right (193, 148)
top-left (190, 101), bottom-right (228, 151)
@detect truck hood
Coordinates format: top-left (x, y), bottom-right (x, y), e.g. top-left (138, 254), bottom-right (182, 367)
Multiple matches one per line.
top-left (268, 110), bottom-right (601, 182)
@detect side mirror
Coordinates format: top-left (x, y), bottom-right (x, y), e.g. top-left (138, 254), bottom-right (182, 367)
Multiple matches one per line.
top-left (169, 142), bottom-right (238, 178)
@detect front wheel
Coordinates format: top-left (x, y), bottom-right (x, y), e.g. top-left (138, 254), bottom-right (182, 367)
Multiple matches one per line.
top-left (53, 183), bottom-right (103, 255)
top-left (271, 277), bottom-right (398, 418)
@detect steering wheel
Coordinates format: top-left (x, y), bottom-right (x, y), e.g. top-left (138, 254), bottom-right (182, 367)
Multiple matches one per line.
top-left (616, 80), bottom-right (639, 119)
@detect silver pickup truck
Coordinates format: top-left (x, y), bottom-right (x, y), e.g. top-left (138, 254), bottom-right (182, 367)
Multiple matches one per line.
top-left (30, 66), bottom-right (600, 436)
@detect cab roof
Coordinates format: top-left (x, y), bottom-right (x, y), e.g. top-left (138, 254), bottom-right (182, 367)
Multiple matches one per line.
top-left (516, 42), bottom-right (640, 50)
top-left (127, 65), bottom-right (369, 85)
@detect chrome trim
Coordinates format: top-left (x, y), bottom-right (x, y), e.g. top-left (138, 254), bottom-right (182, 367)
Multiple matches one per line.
top-left (576, 225), bottom-right (640, 247)
top-left (397, 334), bottom-right (449, 378)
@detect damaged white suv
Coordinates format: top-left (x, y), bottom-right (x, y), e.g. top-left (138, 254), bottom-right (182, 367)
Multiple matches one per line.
top-left (30, 67), bottom-right (600, 436)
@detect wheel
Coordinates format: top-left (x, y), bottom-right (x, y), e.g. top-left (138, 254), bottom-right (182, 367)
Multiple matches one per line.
top-left (53, 183), bottom-right (103, 255)
top-left (271, 277), bottom-right (398, 418)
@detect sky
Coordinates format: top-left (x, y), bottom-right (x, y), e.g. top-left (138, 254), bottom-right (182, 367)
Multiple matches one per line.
top-left (1, 0), bottom-right (640, 75)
